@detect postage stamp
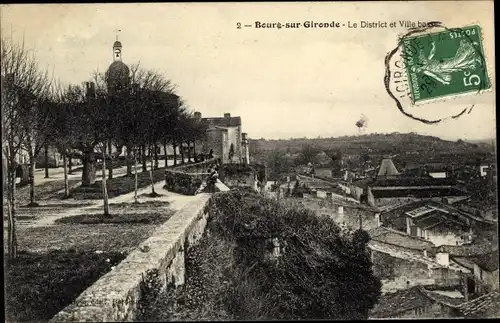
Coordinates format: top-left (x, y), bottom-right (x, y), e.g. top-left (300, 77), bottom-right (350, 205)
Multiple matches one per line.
top-left (401, 25), bottom-right (491, 105)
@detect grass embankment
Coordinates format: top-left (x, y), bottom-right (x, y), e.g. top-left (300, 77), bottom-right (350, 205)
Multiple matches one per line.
top-left (57, 212), bottom-right (172, 226)
top-left (4, 196), bottom-right (175, 321)
top-left (5, 250), bottom-right (127, 322)
top-left (14, 179), bottom-right (81, 204)
top-left (69, 167), bottom-right (166, 200)
top-left (143, 188), bottom-right (382, 321)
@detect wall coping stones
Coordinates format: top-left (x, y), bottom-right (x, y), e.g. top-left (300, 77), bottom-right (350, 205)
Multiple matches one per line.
top-left (50, 193), bottom-right (211, 322)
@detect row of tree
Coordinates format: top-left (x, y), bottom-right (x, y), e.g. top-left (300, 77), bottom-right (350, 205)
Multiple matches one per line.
top-left (2, 35), bottom-right (207, 259)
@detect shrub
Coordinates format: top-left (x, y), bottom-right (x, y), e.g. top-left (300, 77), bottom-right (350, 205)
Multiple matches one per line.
top-left (5, 249), bottom-right (126, 322)
top-left (203, 189), bottom-right (382, 320)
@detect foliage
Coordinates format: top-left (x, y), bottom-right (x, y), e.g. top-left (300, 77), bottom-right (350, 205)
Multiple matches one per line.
top-left (265, 149), bottom-right (293, 181)
top-left (137, 268), bottom-right (164, 321)
top-left (296, 144), bottom-right (321, 166)
top-left (4, 249), bottom-right (126, 322)
top-left (199, 189), bottom-right (382, 320)
top-left (291, 180), bottom-right (304, 197)
top-left (251, 133), bottom-right (494, 167)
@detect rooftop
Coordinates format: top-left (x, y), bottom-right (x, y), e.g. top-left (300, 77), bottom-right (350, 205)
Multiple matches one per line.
top-left (369, 240), bottom-right (469, 273)
top-left (377, 158), bottom-right (400, 177)
top-left (470, 250), bottom-right (499, 272)
top-left (456, 291), bottom-right (500, 318)
top-left (368, 226), bottom-right (434, 251)
top-left (370, 286), bottom-right (465, 318)
top-left (434, 244), bottom-right (497, 257)
top-left (201, 115), bottom-right (242, 127)
top-left (385, 199), bottom-right (494, 226)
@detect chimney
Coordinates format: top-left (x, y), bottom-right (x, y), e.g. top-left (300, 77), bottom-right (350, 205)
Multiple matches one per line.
top-left (375, 212), bottom-right (381, 228)
top-left (435, 251), bottom-right (449, 267)
top-left (194, 111), bottom-right (202, 119)
top-left (241, 132), bottom-right (250, 165)
top-left (224, 113), bottom-right (231, 118)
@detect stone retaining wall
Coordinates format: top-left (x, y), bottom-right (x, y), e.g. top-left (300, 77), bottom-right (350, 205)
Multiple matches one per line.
top-left (50, 194), bottom-right (211, 322)
top-left (164, 159), bottom-right (220, 195)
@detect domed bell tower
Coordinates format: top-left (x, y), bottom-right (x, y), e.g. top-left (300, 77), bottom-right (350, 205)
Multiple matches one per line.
top-left (106, 34), bottom-right (130, 95)
top-left (113, 40), bottom-right (123, 62)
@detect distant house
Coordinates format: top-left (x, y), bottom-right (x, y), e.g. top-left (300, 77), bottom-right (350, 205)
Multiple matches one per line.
top-left (369, 285), bottom-right (465, 319)
top-left (368, 226), bottom-right (470, 290)
top-left (404, 204), bottom-right (473, 246)
top-left (351, 157), bottom-right (467, 207)
top-left (380, 200), bottom-right (495, 247)
top-left (469, 251), bottom-right (499, 295)
top-left (194, 112), bottom-right (249, 165)
top-left (36, 146), bottom-right (63, 168)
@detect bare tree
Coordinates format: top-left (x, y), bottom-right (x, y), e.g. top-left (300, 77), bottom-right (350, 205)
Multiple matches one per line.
top-left (1, 35), bottom-right (51, 258)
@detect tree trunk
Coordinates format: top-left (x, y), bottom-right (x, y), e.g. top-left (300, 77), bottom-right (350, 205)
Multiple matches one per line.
top-left (68, 155), bottom-right (73, 174)
top-left (180, 144), bottom-right (185, 165)
top-left (63, 151), bottom-right (69, 198)
top-left (186, 143), bottom-right (192, 163)
top-left (193, 141), bottom-right (197, 162)
top-left (81, 152), bottom-right (97, 186)
top-left (44, 144), bottom-right (49, 178)
top-left (173, 143), bottom-right (177, 167)
top-left (107, 140), bottom-right (113, 180)
top-left (141, 145), bottom-right (147, 172)
top-left (126, 146), bottom-right (133, 176)
top-left (28, 146), bottom-right (38, 206)
top-left (102, 146), bottom-right (110, 216)
top-left (134, 149), bottom-right (138, 203)
top-left (163, 141), bottom-right (168, 168)
top-left (7, 150), bottom-right (18, 259)
top-left (150, 147), bottom-right (156, 195)
top-left (154, 144), bottom-right (159, 170)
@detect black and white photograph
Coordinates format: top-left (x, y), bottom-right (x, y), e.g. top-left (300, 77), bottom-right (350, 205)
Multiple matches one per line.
top-left (2, 1), bottom-right (498, 321)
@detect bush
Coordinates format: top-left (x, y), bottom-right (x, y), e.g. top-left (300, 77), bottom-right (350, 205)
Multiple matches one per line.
top-left (201, 189), bottom-right (382, 320)
top-left (5, 249), bottom-right (126, 322)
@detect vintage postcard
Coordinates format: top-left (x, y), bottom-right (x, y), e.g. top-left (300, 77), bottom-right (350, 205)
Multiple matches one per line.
top-left (2, 1), bottom-right (497, 321)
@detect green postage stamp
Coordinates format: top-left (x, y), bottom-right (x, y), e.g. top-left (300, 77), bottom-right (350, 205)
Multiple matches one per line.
top-left (402, 25), bottom-right (490, 104)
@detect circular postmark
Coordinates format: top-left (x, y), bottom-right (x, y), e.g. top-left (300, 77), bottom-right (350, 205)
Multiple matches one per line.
top-left (385, 21), bottom-right (491, 124)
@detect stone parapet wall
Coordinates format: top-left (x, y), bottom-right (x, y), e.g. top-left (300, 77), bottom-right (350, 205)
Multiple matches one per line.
top-left (50, 195), bottom-right (211, 322)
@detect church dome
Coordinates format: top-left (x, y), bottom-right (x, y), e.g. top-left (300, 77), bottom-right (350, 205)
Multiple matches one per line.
top-left (113, 41), bottom-right (122, 48)
top-left (106, 61), bottom-right (130, 89)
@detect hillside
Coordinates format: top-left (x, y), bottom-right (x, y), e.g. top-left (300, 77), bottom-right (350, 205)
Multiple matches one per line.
top-left (249, 132), bottom-right (495, 165)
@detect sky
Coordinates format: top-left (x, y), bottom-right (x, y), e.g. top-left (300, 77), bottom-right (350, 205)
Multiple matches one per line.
top-left (1, 2), bottom-right (496, 141)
